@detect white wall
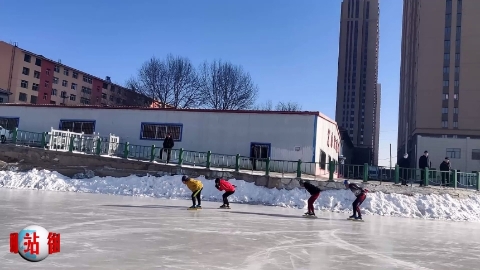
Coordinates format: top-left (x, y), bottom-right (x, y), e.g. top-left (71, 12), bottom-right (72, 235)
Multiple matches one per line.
top-left (315, 115), bottom-right (341, 165)
top-left (417, 135), bottom-right (480, 172)
top-left (0, 106), bottom-right (318, 161)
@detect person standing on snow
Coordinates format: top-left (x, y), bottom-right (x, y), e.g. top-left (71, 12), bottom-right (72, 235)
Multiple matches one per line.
top-left (215, 178), bottom-right (236, 209)
top-left (344, 180), bottom-right (368, 221)
top-left (299, 180), bottom-right (321, 217)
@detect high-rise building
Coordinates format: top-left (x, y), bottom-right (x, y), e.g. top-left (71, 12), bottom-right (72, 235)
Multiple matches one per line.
top-left (335, 0), bottom-right (380, 165)
top-left (397, 0), bottom-right (480, 163)
top-left (0, 41), bottom-right (156, 107)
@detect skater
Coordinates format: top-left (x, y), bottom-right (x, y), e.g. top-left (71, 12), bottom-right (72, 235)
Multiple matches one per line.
top-left (215, 178), bottom-right (236, 209)
top-left (182, 175), bottom-right (203, 209)
top-left (299, 180), bottom-right (321, 217)
top-left (344, 180), bottom-right (368, 221)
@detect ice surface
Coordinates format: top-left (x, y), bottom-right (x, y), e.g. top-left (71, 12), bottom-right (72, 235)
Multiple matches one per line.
top-left (2, 169), bottom-right (480, 221)
top-left (1, 189), bottom-right (480, 270)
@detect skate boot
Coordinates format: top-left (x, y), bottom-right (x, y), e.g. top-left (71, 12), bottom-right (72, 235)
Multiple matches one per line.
top-left (196, 205), bottom-right (202, 209)
top-left (355, 216), bottom-right (363, 221)
top-left (219, 204), bottom-right (227, 208)
top-left (348, 215), bottom-right (357, 220)
top-left (188, 205), bottom-right (197, 210)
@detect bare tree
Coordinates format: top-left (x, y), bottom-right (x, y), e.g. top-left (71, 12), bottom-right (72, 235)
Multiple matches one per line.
top-left (252, 100), bottom-right (302, 111)
top-left (127, 54), bottom-right (201, 108)
top-left (198, 60), bottom-right (258, 110)
top-left (252, 100), bottom-right (273, 111)
top-left (275, 101), bottom-right (303, 111)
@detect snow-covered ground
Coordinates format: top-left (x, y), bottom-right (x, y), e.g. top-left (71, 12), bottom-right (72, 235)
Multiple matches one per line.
top-left (1, 169), bottom-right (480, 222)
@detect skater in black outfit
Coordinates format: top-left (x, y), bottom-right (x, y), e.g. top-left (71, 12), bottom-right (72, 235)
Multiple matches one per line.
top-left (344, 180), bottom-right (368, 221)
top-left (299, 180), bottom-right (321, 217)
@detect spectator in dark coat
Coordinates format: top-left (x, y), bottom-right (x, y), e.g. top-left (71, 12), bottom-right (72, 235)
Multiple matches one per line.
top-left (439, 157), bottom-right (451, 186)
top-left (418, 151), bottom-right (430, 187)
top-left (398, 153), bottom-right (409, 186)
top-left (250, 145), bottom-right (258, 170)
top-left (161, 133), bottom-right (174, 163)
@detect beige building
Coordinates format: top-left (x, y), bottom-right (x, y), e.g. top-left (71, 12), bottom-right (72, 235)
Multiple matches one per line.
top-left (0, 41), bottom-right (155, 107)
top-left (398, 0), bottom-right (480, 165)
top-left (417, 135), bottom-right (480, 173)
top-left (335, 0), bottom-right (381, 165)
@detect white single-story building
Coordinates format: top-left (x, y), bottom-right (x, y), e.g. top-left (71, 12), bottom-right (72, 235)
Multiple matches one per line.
top-left (0, 104), bottom-right (341, 175)
top-left (416, 135), bottom-right (480, 173)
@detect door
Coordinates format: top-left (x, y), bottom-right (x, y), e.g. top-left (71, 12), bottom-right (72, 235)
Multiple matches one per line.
top-left (250, 142), bottom-right (271, 159)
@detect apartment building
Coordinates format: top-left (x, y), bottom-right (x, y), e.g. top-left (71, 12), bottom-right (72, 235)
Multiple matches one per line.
top-left (0, 41), bottom-right (155, 107)
top-left (335, 0), bottom-right (381, 165)
top-left (398, 0), bottom-right (480, 166)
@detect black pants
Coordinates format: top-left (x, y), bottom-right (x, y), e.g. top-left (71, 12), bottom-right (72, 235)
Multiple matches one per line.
top-left (420, 169), bottom-right (426, 186)
top-left (441, 172), bottom-right (450, 186)
top-left (160, 148), bottom-right (172, 162)
top-left (192, 188), bottom-right (203, 206)
top-left (250, 158), bottom-right (256, 170)
top-left (222, 191), bottom-right (235, 205)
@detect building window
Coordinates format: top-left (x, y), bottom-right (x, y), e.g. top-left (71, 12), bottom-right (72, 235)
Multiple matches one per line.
top-left (446, 148), bottom-right (461, 159)
top-left (54, 65), bottom-right (60, 73)
top-left (453, 107), bottom-right (458, 114)
top-left (101, 93), bottom-right (107, 99)
top-left (80, 97), bottom-right (90, 104)
top-left (30, 95), bottom-right (37, 104)
top-left (109, 95), bottom-right (114, 101)
top-left (43, 93), bottom-right (47, 100)
top-left (53, 77), bottom-right (59, 84)
top-left (444, 53), bottom-right (450, 60)
top-left (444, 40), bottom-right (450, 49)
top-left (0, 117), bottom-right (20, 130)
top-left (62, 80), bottom-right (68, 87)
top-left (70, 94), bottom-right (76, 101)
top-left (60, 91), bottom-right (67, 98)
top-left (59, 120), bottom-right (95, 134)
top-left (443, 80), bottom-right (449, 87)
top-left (443, 93), bottom-right (449, 100)
top-left (453, 121), bottom-right (458, 128)
top-left (46, 69), bottom-right (50, 75)
top-left (455, 66), bottom-right (460, 73)
top-left (454, 93), bottom-right (459, 100)
top-left (63, 69), bottom-right (69, 76)
top-left (454, 80), bottom-right (459, 87)
top-left (34, 71), bottom-right (40, 78)
top-left (71, 83), bottom-right (77, 90)
top-left (24, 54), bottom-right (31, 63)
top-left (140, 123), bottom-right (183, 141)
top-left (111, 85), bottom-right (116, 92)
top-left (20, 80), bottom-right (28, 89)
top-left (455, 53), bottom-right (460, 60)
top-left (44, 81), bottom-right (49, 87)
top-left (442, 107), bottom-right (448, 114)
top-left (35, 58), bottom-right (41, 66)
top-left (442, 121), bottom-right (448, 128)
top-left (32, 83), bottom-right (39, 91)
top-left (22, 67), bottom-right (30, 75)
top-left (443, 67), bottom-right (449, 74)
top-left (81, 86), bottom-right (91, 94)
top-left (103, 83), bottom-right (108, 89)
top-left (72, 72), bottom-right (78, 79)
top-left (472, 149), bottom-right (480, 160)
top-left (18, 92), bottom-right (27, 101)
top-left (83, 75), bottom-right (92, 84)
top-left (51, 89), bottom-right (57, 96)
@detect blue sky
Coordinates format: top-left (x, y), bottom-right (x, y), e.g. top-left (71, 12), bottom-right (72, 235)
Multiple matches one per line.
top-left (0, 0), bottom-right (402, 166)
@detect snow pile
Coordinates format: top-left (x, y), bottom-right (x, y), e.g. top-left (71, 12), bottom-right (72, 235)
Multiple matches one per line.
top-left (1, 169), bottom-right (480, 221)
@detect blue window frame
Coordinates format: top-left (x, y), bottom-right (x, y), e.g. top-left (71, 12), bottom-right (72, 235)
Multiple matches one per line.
top-left (140, 122), bottom-right (183, 141)
top-left (0, 117), bottom-right (19, 130)
top-left (59, 119), bottom-right (96, 134)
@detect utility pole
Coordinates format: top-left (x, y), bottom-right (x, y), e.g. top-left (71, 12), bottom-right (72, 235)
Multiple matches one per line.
top-left (389, 143), bottom-right (392, 169)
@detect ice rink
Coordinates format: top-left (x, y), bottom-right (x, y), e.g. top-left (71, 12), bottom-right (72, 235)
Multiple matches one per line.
top-left (0, 189), bottom-right (478, 270)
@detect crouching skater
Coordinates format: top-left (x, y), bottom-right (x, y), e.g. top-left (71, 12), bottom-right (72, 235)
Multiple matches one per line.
top-left (215, 178), bottom-right (236, 209)
top-left (344, 180), bottom-right (368, 221)
top-left (182, 175), bottom-right (203, 209)
top-left (299, 180), bottom-right (321, 217)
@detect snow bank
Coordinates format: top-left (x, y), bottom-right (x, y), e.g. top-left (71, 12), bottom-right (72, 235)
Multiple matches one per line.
top-left (1, 169), bottom-right (480, 222)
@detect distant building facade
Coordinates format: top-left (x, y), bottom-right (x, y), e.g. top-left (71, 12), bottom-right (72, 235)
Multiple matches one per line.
top-left (335, 0), bottom-right (381, 165)
top-left (0, 41), bottom-right (156, 107)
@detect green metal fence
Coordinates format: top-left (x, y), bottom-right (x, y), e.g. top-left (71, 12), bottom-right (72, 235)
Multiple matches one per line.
top-left (2, 128), bottom-right (480, 190)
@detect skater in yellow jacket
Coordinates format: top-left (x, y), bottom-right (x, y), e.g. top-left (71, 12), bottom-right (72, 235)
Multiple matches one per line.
top-left (182, 175), bottom-right (203, 209)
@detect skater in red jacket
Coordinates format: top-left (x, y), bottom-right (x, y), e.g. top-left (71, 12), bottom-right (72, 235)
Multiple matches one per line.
top-left (215, 178), bottom-right (236, 209)
top-left (344, 180), bottom-right (368, 221)
top-left (299, 180), bottom-right (321, 217)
